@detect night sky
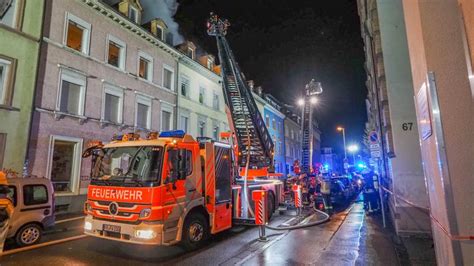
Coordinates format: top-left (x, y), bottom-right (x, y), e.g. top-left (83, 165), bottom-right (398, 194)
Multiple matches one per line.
top-left (175, 0), bottom-right (367, 154)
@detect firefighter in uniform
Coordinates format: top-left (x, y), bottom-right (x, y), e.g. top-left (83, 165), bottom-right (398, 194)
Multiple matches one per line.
top-left (320, 178), bottom-right (332, 212)
top-left (362, 169), bottom-right (380, 213)
top-left (0, 171), bottom-right (13, 254)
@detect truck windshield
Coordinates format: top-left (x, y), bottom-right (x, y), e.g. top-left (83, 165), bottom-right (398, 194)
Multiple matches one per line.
top-left (91, 146), bottom-right (163, 186)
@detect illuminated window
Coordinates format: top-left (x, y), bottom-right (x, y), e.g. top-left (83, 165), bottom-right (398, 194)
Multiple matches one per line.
top-left (107, 36), bottom-right (126, 69)
top-left (138, 52), bottom-right (153, 81)
top-left (58, 69), bottom-right (86, 116)
top-left (64, 13), bottom-right (91, 54)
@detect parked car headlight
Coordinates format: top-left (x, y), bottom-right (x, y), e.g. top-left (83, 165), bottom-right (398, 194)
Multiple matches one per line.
top-left (139, 208), bottom-right (151, 218)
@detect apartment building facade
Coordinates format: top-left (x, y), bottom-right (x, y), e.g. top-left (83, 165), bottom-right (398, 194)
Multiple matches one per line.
top-left (357, 0), bottom-right (430, 235)
top-left (176, 42), bottom-right (228, 140)
top-left (0, 0), bottom-right (44, 172)
top-left (28, 0), bottom-right (179, 212)
top-left (401, 0), bottom-right (474, 263)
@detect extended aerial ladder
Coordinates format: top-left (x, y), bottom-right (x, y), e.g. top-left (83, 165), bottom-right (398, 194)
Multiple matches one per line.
top-left (207, 14), bottom-right (274, 174)
top-left (207, 14), bottom-right (278, 219)
top-left (300, 80), bottom-right (323, 174)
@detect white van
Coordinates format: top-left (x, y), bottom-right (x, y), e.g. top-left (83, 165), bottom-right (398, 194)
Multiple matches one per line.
top-left (6, 178), bottom-right (55, 246)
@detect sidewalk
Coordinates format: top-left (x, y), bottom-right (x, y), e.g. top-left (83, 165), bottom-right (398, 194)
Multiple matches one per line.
top-left (242, 202), bottom-right (402, 265)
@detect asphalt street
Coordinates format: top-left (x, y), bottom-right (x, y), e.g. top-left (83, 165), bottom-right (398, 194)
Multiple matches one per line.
top-left (0, 202), bottom-right (366, 266)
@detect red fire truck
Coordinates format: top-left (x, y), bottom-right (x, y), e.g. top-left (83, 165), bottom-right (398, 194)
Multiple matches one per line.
top-left (82, 14), bottom-right (283, 250)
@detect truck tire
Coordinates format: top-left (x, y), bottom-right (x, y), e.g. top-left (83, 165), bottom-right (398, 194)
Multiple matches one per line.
top-left (182, 212), bottom-right (209, 251)
top-left (267, 192), bottom-right (275, 220)
top-left (15, 223), bottom-right (42, 246)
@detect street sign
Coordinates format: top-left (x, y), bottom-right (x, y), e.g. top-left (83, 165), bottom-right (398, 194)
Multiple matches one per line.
top-left (371, 151), bottom-right (381, 158)
top-left (368, 131), bottom-right (379, 144)
top-left (369, 143), bottom-right (380, 150)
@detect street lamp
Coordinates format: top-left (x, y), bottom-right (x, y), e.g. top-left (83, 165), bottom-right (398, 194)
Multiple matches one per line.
top-left (347, 144), bottom-right (359, 164)
top-left (297, 98), bottom-right (305, 106)
top-left (336, 126), bottom-right (347, 161)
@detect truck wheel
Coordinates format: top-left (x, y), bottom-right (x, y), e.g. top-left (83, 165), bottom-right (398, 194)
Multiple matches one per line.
top-left (267, 192), bottom-right (275, 220)
top-left (182, 213), bottom-right (209, 251)
top-left (15, 223), bottom-right (42, 246)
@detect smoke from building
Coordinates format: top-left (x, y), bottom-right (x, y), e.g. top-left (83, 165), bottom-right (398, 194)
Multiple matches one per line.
top-left (140, 0), bottom-right (184, 45)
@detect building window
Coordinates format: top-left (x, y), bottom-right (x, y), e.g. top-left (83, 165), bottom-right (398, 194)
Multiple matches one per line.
top-left (198, 120), bottom-right (206, 137)
top-left (180, 76), bottom-right (189, 97)
top-left (48, 136), bottom-right (82, 194)
top-left (265, 116), bottom-right (269, 126)
top-left (0, 133), bottom-right (6, 168)
top-left (163, 66), bottom-right (174, 90)
top-left (272, 119), bottom-right (276, 130)
top-left (161, 109), bottom-right (172, 131)
top-left (180, 115), bottom-right (189, 132)
top-left (129, 6), bottom-right (139, 24)
top-left (213, 124), bottom-right (219, 140)
top-left (135, 95), bottom-right (151, 129)
top-left (64, 13), bottom-right (91, 54)
top-left (199, 87), bottom-right (205, 104)
top-left (207, 58), bottom-right (213, 70)
top-left (0, 56), bottom-right (15, 106)
top-left (187, 47), bottom-right (195, 59)
top-left (107, 36), bottom-right (126, 70)
top-left (58, 69), bottom-right (86, 116)
top-left (212, 93), bottom-right (219, 110)
top-left (102, 84), bottom-right (123, 124)
top-left (156, 25), bottom-right (163, 40)
top-left (138, 52), bottom-right (153, 81)
top-left (0, 0), bottom-right (20, 28)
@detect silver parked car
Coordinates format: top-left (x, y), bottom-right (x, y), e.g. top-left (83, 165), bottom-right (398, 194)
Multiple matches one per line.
top-left (6, 178), bottom-right (55, 246)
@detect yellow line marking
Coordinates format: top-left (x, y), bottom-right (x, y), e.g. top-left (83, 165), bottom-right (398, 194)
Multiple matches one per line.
top-left (2, 235), bottom-right (88, 256)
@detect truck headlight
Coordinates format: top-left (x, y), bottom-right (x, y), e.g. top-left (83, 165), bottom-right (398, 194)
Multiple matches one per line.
top-left (139, 208), bottom-right (151, 218)
top-left (135, 229), bottom-right (156, 239)
top-left (84, 221), bottom-right (92, 231)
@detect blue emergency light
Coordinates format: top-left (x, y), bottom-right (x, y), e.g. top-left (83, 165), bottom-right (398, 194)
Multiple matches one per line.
top-left (159, 130), bottom-right (186, 138)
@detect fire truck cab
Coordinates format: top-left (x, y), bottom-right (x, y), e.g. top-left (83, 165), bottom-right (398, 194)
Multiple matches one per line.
top-left (83, 130), bottom-right (280, 250)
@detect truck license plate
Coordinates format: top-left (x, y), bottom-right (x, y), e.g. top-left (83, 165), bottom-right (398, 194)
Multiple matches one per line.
top-left (103, 224), bottom-right (121, 233)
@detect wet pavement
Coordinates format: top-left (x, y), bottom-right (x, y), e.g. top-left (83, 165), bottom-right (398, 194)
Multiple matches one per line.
top-left (0, 200), bottom-right (432, 265)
